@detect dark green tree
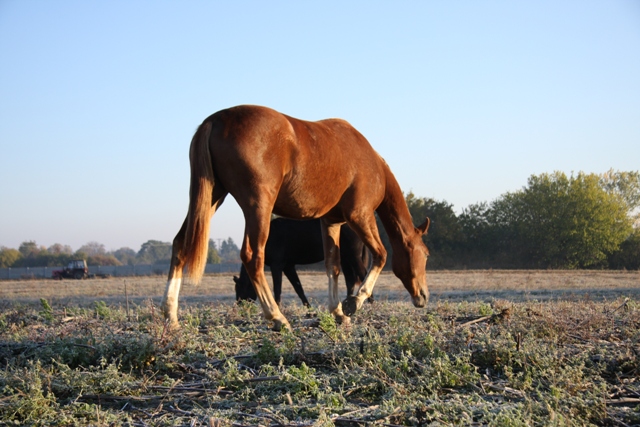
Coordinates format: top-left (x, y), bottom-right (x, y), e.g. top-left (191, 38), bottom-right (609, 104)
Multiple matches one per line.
top-left (457, 202), bottom-right (503, 268)
top-left (608, 228), bottom-right (640, 270)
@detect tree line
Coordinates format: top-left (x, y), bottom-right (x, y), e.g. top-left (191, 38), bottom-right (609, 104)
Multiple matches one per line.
top-left (0, 238), bottom-right (241, 269)
top-left (387, 170), bottom-right (640, 270)
top-left (2, 169), bottom-right (638, 271)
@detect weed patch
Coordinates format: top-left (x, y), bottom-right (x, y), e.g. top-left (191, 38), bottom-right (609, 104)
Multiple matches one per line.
top-left (0, 295), bottom-right (638, 426)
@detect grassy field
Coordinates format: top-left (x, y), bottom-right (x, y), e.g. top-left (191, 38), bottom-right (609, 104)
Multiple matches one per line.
top-left (0, 271), bottom-right (639, 426)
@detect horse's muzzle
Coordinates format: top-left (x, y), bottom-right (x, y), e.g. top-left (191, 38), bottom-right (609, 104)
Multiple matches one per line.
top-left (412, 289), bottom-right (429, 308)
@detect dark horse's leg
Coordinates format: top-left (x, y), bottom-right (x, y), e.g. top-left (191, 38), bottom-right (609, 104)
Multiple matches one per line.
top-left (342, 245), bottom-right (373, 303)
top-left (271, 265), bottom-right (283, 306)
top-left (282, 264), bottom-right (311, 307)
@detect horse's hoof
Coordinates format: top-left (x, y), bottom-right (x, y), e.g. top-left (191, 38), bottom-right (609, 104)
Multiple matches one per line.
top-left (165, 319), bottom-right (181, 332)
top-left (272, 318), bottom-right (292, 332)
top-left (335, 314), bottom-right (351, 326)
top-left (342, 296), bottom-right (358, 316)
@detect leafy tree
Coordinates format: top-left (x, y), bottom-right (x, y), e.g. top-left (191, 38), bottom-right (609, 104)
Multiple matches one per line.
top-left (111, 247), bottom-right (137, 265)
top-left (137, 240), bottom-right (172, 264)
top-left (0, 247), bottom-right (22, 268)
top-left (78, 241), bottom-right (106, 257)
top-left (457, 202), bottom-right (502, 268)
top-left (599, 169), bottom-right (640, 212)
top-left (87, 254), bottom-right (121, 266)
top-left (488, 172), bottom-right (632, 268)
top-left (207, 239), bottom-right (222, 264)
top-left (12, 249), bottom-right (74, 268)
top-left (48, 243), bottom-right (73, 255)
top-left (73, 250), bottom-right (88, 262)
top-left (219, 238), bottom-right (240, 263)
top-left (18, 241), bottom-right (42, 258)
top-left (608, 229), bottom-right (640, 270)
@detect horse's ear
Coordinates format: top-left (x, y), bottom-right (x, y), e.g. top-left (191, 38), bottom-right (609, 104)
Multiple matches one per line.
top-left (417, 217), bottom-right (430, 235)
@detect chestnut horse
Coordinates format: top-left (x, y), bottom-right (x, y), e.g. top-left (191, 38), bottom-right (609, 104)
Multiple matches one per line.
top-left (162, 105), bottom-right (430, 330)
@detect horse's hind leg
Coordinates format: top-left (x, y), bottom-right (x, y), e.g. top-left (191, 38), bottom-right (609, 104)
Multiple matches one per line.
top-left (241, 212), bottom-right (291, 331)
top-left (163, 217), bottom-right (188, 328)
top-left (283, 264), bottom-right (310, 307)
top-left (321, 221), bottom-right (349, 324)
top-left (162, 190), bottom-right (226, 329)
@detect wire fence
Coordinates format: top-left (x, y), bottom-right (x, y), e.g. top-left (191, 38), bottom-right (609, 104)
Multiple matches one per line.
top-left (0, 263), bottom-right (244, 281)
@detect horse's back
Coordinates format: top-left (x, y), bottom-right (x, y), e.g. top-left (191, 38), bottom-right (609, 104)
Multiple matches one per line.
top-left (206, 105), bottom-right (388, 220)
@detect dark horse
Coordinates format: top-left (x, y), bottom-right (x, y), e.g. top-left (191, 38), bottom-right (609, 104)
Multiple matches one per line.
top-left (162, 105), bottom-right (430, 330)
top-left (233, 218), bottom-right (370, 306)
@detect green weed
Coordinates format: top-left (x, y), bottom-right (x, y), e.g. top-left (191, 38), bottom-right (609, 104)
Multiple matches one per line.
top-left (39, 298), bottom-right (54, 322)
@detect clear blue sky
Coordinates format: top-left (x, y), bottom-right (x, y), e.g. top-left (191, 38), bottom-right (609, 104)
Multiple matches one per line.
top-left (1, 1), bottom-right (639, 252)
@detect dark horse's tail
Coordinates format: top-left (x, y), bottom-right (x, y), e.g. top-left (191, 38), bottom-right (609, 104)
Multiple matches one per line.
top-left (183, 121), bottom-right (214, 284)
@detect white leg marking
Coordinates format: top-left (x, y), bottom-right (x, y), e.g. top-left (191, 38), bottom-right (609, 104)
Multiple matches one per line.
top-left (162, 277), bottom-right (182, 324)
top-left (328, 276), bottom-right (349, 324)
top-left (354, 267), bottom-right (382, 311)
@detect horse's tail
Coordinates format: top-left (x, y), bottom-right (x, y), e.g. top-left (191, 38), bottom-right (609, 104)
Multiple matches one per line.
top-left (183, 121), bottom-right (214, 284)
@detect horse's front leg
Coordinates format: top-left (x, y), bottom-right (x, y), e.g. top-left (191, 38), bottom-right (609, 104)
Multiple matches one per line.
top-left (342, 215), bottom-right (387, 316)
top-left (321, 221), bottom-right (349, 325)
top-left (242, 221), bottom-right (291, 331)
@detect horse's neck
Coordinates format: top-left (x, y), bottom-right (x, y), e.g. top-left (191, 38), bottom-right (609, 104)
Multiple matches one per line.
top-left (377, 168), bottom-right (415, 249)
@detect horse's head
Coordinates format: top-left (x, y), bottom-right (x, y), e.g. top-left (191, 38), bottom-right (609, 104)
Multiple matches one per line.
top-left (234, 267), bottom-right (257, 302)
top-left (392, 217), bottom-right (430, 308)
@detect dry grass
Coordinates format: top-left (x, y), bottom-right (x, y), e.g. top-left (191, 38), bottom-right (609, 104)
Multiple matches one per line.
top-left (1, 290), bottom-right (639, 426)
top-left (1, 270), bottom-right (638, 309)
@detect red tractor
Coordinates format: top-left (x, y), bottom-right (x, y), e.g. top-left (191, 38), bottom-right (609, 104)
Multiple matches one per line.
top-left (52, 259), bottom-right (89, 280)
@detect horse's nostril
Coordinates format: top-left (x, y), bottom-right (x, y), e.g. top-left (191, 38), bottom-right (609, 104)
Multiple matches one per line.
top-left (412, 293), bottom-right (428, 308)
